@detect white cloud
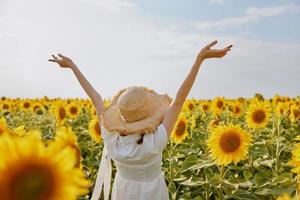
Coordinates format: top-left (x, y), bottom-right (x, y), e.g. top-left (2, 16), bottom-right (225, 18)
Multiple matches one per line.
top-left (209, 0), bottom-right (225, 4)
top-left (193, 4), bottom-right (300, 31)
top-left (0, 0), bottom-right (299, 99)
top-left (79, 0), bottom-right (137, 14)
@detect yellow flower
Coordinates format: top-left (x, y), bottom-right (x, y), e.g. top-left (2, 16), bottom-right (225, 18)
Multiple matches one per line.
top-left (171, 114), bottom-right (188, 144)
top-left (53, 101), bottom-right (67, 127)
top-left (274, 102), bottom-right (289, 118)
top-left (277, 192), bottom-right (300, 200)
top-left (277, 193), bottom-right (292, 200)
top-left (229, 101), bottom-right (244, 118)
top-left (207, 123), bottom-right (252, 166)
top-left (212, 97), bottom-right (226, 117)
top-left (0, 117), bottom-right (11, 135)
top-left (288, 142), bottom-right (300, 175)
top-left (49, 126), bottom-right (82, 168)
top-left (182, 99), bottom-right (197, 113)
top-left (289, 104), bottom-right (300, 123)
top-left (21, 98), bottom-right (32, 112)
top-left (0, 133), bottom-right (91, 200)
top-left (88, 117), bottom-right (102, 143)
top-left (208, 118), bottom-right (225, 133)
top-left (66, 101), bottom-right (81, 119)
top-left (0, 100), bottom-right (12, 111)
top-left (31, 101), bottom-right (46, 115)
top-left (246, 101), bottom-right (271, 129)
top-left (199, 101), bottom-right (211, 114)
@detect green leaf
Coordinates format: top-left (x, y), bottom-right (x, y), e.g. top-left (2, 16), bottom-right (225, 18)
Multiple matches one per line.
top-left (254, 170), bottom-right (272, 187)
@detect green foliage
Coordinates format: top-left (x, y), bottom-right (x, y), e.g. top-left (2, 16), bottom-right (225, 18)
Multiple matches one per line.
top-left (1, 101), bottom-right (300, 200)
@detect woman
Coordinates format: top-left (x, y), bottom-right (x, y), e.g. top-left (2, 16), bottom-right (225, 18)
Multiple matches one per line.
top-left (49, 40), bottom-right (233, 200)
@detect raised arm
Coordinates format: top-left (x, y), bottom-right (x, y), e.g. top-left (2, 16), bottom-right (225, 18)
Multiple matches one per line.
top-left (162, 40), bottom-right (233, 137)
top-left (48, 53), bottom-right (106, 116)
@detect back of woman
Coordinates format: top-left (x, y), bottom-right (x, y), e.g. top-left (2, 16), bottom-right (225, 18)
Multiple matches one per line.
top-left (100, 122), bottom-right (169, 200)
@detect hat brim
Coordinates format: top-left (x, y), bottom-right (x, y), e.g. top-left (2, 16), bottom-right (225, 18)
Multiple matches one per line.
top-left (101, 86), bottom-right (172, 135)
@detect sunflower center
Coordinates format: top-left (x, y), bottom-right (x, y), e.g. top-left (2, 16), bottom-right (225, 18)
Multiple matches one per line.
top-left (10, 164), bottom-right (55, 200)
top-left (94, 122), bottom-right (101, 136)
top-left (217, 101), bottom-right (223, 109)
top-left (3, 104), bottom-right (9, 109)
top-left (175, 120), bottom-right (186, 137)
top-left (59, 107), bottom-right (66, 120)
top-left (252, 109), bottom-right (266, 123)
top-left (188, 103), bottom-right (194, 111)
top-left (219, 132), bottom-right (241, 153)
top-left (203, 104), bottom-right (209, 111)
top-left (70, 107), bottom-right (78, 115)
top-left (24, 102), bottom-right (30, 109)
top-left (234, 106), bottom-right (240, 114)
top-left (293, 109), bottom-right (300, 119)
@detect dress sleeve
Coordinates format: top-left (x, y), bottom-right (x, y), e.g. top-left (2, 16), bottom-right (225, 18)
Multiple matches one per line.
top-left (99, 117), bottom-right (117, 158)
top-left (100, 121), bottom-right (109, 142)
top-left (153, 123), bottom-right (169, 152)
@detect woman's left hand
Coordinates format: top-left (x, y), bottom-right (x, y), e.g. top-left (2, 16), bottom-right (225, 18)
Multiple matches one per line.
top-left (197, 40), bottom-right (233, 61)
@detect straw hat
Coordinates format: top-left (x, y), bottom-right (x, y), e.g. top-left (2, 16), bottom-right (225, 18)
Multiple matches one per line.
top-left (101, 86), bottom-right (173, 135)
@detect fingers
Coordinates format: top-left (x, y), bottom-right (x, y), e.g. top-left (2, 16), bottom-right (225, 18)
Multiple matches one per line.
top-left (58, 53), bottom-right (66, 59)
top-left (52, 54), bottom-right (58, 59)
top-left (224, 44), bottom-right (233, 51)
top-left (48, 59), bottom-right (57, 62)
top-left (205, 40), bottom-right (218, 49)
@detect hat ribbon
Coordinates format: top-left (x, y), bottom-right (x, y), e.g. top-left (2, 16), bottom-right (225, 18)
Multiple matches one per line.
top-left (91, 144), bottom-right (112, 200)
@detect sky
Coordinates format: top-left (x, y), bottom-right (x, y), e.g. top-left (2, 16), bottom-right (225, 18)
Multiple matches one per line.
top-left (0, 0), bottom-right (299, 100)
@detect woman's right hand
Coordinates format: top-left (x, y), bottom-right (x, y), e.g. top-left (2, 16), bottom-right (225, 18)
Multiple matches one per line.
top-left (197, 40), bottom-right (233, 61)
top-left (48, 53), bottom-right (76, 69)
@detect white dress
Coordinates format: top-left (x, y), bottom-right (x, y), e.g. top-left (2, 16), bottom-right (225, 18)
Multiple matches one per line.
top-left (91, 120), bottom-right (170, 200)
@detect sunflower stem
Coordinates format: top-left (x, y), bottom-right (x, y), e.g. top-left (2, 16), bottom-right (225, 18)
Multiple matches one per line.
top-left (205, 174), bottom-right (209, 200)
top-left (169, 140), bottom-right (173, 184)
top-left (275, 117), bottom-right (281, 175)
top-left (219, 165), bottom-right (225, 200)
top-left (271, 118), bottom-right (275, 164)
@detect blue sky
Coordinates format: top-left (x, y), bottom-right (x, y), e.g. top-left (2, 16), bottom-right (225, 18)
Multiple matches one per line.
top-left (0, 0), bottom-right (299, 100)
top-left (134, 0), bottom-right (300, 42)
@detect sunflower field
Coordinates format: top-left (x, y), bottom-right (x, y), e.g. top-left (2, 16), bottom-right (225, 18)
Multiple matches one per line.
top-left (0, 94), bottom-right (300, 200)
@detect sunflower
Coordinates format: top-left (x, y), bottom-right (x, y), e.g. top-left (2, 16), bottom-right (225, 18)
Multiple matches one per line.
top-left (199, 101), bottom-right (211, 113)
top-left (208, 118), bottom-right (225, 133)
top-left (229, 101), bottom-right (244, 117)
top-left (212, 97), bottom-right (226, 117)
top-left (182, 99), bottom-right (197, 113)
top-left (88, 117), bottom-right (102, 143)
top-left (274, 102), bottom-right (289, 118)
top-left (246, 101), bottom-right (271, 129)
top-left (49, 126), bottom-right (82, 168)
top-left (237, 97), bottom-right (245, 104)
top-left (21, 98), bottom-right (32, 112)
top-left (66, 101), bottom-right (81, 119)
top-left (288, 141), bottom-right (300, 175)
top-left (11, 125), bottom-right (42, 140)
top-left (171, 114), bottom-right (188, 144)
top-left (0, 100), bottom-right (12, 111)
top-left (189, 114), bottom-right (198, 130)
top-left (207, 123), bottom-right (252, 166)
top-left (289, 104), bottom-right (300, 123)
top-left (0, 133), bottom-right (91, 200)
top-left (273, 94), bottom-right (283, 105)
top-left (53, 101), bottom-right (67, 127)
top-left (277, 193), bottom-right (293, 200)
top-left (31, 101), bottom-right (46, 115)
top-left (0, 117), bottom-right (11, 135)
